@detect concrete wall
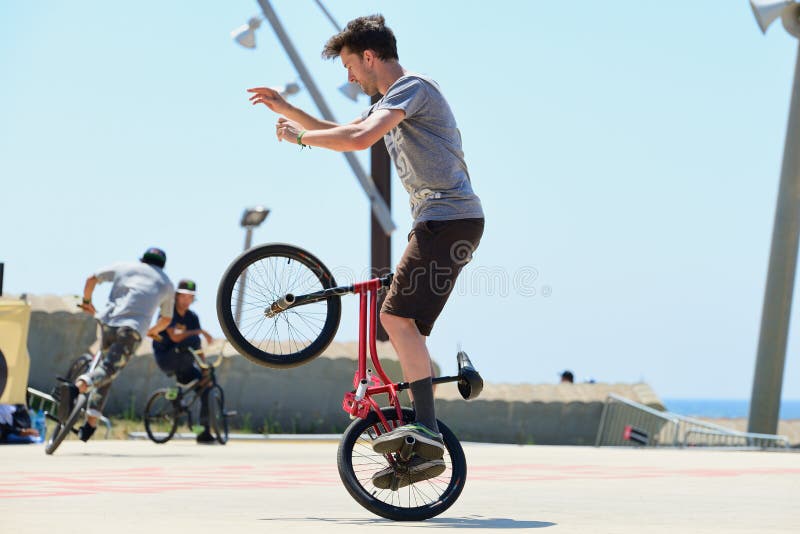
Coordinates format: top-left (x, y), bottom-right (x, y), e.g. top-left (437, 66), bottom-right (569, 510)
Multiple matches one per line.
top-left (24, 296), bottom-right (664, 445)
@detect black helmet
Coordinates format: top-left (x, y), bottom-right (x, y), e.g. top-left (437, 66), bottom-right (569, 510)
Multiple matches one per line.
top-left (140, 247), bottom-right (167, 268)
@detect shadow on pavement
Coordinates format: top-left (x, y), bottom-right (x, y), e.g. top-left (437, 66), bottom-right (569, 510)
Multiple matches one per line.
top-left (261, 516), bottom-right (555, 528)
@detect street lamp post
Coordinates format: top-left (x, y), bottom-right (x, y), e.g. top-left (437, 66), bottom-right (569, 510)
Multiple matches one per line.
top-left (235, 206), bottom-right (270, 325)
top-left (232, 0), bottom-right (395, 236)
top-left (748, 0), bottom-right (800, 434)
top-left (232, 1), bottom-right (394, 339)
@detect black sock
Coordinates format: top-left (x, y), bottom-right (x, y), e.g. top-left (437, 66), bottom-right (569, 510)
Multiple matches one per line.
top-left (409, 377), bottom-right (439, 433)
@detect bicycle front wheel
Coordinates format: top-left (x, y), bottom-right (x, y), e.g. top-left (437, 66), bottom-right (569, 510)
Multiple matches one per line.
top-left (45, 394), bottom-right (87, 455)
top-left (217, 243), bottom-right (341, 368)
top-left (337, 408), bottom-right (468, 521)
top-left (143, 389), bottom-right (179, 444)
top-left (208, 385), bottom-right (228, 444)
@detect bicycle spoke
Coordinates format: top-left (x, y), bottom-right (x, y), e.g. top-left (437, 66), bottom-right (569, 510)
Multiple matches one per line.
top-left (230, 253), bottom-right (331, 358)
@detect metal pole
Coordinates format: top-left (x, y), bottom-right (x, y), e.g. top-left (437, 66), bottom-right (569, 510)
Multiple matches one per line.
top-left (255, 0), bottom-right (395, 235)
top-left (312, 0), bottom-right (340, 31)
top-left (748, 42), bottom-right (800, 435)
top-left (370, 95), bottom-right (392, 341)
top-left (0, 262), bottom-right (4, 297)
top-left (234, 227), bottom-right (254, 325)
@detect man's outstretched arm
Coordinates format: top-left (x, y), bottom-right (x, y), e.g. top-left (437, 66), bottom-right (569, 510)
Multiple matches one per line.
top-left (248, 87), bottom-right (345, 130)
top-left (276, 108), bottom-right (404, 152)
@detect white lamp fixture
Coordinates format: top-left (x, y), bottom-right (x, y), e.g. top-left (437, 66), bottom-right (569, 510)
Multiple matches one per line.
top-left (240, 206), bottom-right (270, 228)
top-left (750, 0), bottom-right (800, 36)
top-left (279, 82), bottom-right (300, 98)
top-left (338, 82), bottom-right (363, 102)
top-left (231, 16), bottom-right (262, 49)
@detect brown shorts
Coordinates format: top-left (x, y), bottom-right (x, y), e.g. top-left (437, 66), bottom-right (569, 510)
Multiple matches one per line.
top-left (381, 217), bottom-right (484, 336)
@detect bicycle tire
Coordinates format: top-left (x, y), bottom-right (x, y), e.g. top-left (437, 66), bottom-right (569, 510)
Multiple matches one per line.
top-left (45, 394), bottom-right (87, 455)
top-left (143, 389), bottom-right (179, 444)
top-left (337, 408), bottom-right (467, 521)
top-left (216, 243), bottom-right (341, 368)
top-left (208, 385), bottom-right (228, 444)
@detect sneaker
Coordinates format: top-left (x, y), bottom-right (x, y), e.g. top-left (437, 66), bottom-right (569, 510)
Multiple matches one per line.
top-left (56, 383), bottom-right (79, 422)
top-left (371, 457), bottom-right (446, 490)
top-left (371, 423), bottom-right (445, 460)
top-left (78, 422), bottom-right (96, 442)
top-left (196, 430), bottom-right (215, 444)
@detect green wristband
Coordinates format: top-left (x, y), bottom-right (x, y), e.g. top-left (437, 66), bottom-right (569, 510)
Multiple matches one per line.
top-left (297, 130), bottom-right (307, 146)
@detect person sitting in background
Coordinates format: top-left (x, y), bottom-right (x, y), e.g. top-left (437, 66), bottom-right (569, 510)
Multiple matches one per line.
top-left (152, 279), bottom-right (215, 444)
top-left (0, 403), bottom-right (39, 443)
top-left (560, 370), bottom-right (574, 384)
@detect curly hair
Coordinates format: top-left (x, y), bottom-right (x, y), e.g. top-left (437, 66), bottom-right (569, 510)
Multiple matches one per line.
top-left (322, 14), bottom-right (398, 61)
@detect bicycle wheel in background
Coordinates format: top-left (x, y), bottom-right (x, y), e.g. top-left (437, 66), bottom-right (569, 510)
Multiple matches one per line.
top-left (208, 385), bottom-right (228, 444)
top-left (143, 389), bottom-right (179, 444)
top-left (217, 243), bottom-right (341, 369)
top-left (337, 408), bottom-right (468, 521)
top-left (45, 394), bottom-right (87, 455)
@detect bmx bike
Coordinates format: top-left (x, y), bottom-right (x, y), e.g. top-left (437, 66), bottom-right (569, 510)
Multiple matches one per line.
top-left (216, 243), bottom-right (483, 521)
top-left (45, 348), bottom-right (105, 455)
top-left (143, 346), bottom-right (231, 444)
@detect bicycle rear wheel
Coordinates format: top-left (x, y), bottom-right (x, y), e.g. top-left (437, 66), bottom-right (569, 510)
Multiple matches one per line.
top-left (208, 385), bottom-right (228, 444)
top-left (65, 353), bottom-right (93, 381)
top-left (45, 394), bottom-right (87, 455)
top-left (337, 408), bottom-right (467, 521)
top-left (217, 243), bottom-right (341, 368)
top-left (143, 389), bottom-right (179, 444)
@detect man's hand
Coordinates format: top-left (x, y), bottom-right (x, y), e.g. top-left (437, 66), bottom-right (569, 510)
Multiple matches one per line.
top-left (276, 117), bottom-right (303, 144)
top-left (79, 302), bottom-right (96, 315)
top-left (201, 329), bottom-right (214, 345)
top-left (248, 87), bottom-right (291, 115)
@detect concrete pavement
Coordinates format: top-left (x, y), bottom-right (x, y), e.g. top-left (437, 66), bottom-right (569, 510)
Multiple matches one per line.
top-left (1, 439), bottom-right (798, 533)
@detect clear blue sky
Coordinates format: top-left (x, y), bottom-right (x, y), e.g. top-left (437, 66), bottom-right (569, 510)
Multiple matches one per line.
top-left (2, 1), bottom-right (799, 403)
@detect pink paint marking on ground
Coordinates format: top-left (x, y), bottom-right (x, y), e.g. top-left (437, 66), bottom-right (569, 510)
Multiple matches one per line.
top-left (0, 463), bottom-right (342, 499)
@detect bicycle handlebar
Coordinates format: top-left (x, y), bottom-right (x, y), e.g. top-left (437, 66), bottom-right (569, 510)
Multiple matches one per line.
top-left (188, 345), bottom-right (225, 370)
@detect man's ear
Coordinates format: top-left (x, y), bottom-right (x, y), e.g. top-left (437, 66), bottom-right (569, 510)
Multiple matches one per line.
top-left (363, 49), bottom-right (375, 65)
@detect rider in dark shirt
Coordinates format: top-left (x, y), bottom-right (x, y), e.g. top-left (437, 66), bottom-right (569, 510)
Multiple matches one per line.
top-left (152, 279), bottom-right (215, 443)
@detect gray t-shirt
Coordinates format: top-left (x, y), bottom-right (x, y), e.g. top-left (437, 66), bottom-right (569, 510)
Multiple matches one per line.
top-left (363, 74), bottom-right (484, 223)
top-left (94, 261), bottom-right (175, 337)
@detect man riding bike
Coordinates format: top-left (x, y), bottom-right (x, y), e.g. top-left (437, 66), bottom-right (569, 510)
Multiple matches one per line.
top-left (58, 247), bottom-right (174, 441)
top-left (152, 279), bottom-right (216, 444)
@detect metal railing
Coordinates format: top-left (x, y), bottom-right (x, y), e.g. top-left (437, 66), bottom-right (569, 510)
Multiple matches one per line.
top-left (27, 386), bottom-right (112, 439)
top-left (595, 393), bottom-right (790, 450)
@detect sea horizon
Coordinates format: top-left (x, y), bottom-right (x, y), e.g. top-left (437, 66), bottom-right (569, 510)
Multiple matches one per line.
top-left (663, 398), bottom-right (800, 419)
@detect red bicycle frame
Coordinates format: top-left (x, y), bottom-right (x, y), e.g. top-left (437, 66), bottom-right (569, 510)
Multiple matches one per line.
top-left (341, 276), bottom-right (405, 430)
top-left (335, 272), bottom-right (484, 433)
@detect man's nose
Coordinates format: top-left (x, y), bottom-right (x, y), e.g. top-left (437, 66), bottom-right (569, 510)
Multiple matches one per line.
top-left (348, 73), bottom-right (356, 83)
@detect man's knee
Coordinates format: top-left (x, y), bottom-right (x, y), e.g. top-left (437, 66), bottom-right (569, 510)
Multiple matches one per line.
top-left (380, 312), bottom-right (408, 330)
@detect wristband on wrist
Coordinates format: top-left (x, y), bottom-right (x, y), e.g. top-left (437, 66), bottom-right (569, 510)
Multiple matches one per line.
top-left (297, 130), bottom-right (309, 149)
top-left (82, 297), bottom-right (91, 304)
